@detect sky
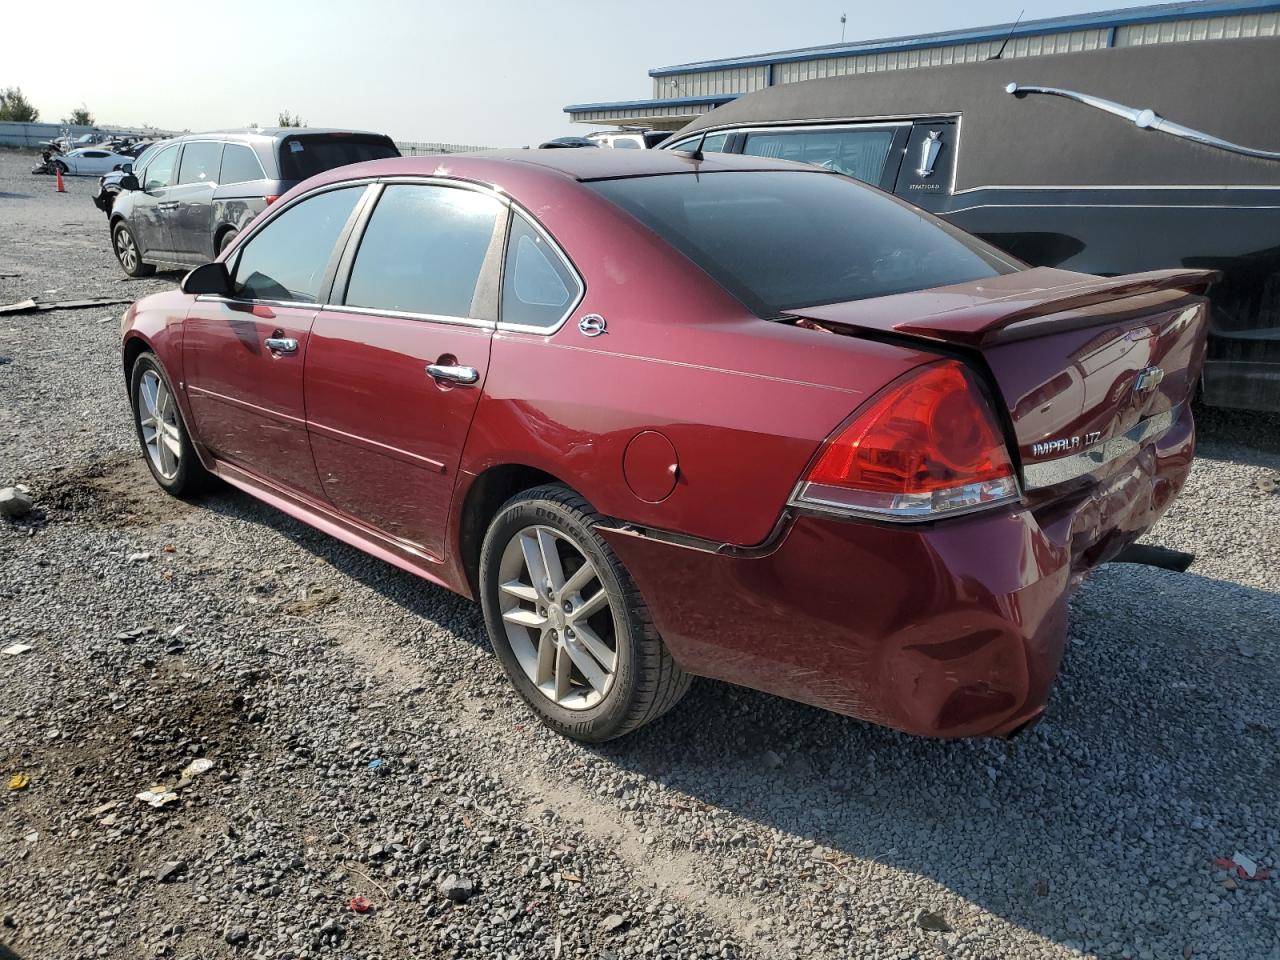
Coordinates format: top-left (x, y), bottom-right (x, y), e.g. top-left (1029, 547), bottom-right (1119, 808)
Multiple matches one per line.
top-left (3, 0), bottom-right (1172, 146)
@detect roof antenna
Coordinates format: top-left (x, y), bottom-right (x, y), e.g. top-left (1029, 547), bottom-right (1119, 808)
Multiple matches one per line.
top-left (988, 8), bottom-right (1025, 60)
top-left (677, 127), bottom-right (708, 162)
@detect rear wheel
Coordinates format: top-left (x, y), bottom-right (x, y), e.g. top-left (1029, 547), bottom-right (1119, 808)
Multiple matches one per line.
top-left (113, 222), bottom-right (155, 278)
top-left (479, 484), bottom-right (690, 742)
top-left (217, 229), bottom-right (239, 254)
top-left (129, 352), bottom-right (210, 497)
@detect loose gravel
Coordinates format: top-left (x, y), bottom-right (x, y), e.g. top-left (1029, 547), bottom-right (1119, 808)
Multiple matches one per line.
top-left (2, 147), bottom-right (1278, 960)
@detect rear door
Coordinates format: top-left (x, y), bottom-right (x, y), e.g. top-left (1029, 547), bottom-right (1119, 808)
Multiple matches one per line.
top-left (304, 181), bottom-right (505, 559)
top-left (169, 139), bottom-right (223, 261)
top-left (182, 184), bottom-right (367, 497)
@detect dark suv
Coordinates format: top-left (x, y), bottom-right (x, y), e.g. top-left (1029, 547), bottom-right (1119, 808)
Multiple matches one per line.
top-left (107, 128), bottom-right (399, 277)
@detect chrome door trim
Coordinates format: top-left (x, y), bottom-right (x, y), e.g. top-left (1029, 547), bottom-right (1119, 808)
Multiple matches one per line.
top-left (317, 304), bottom-right (496, 331)
top-left (1022, 404), bottom-right (1180, 490)
top-left (1006, 83), bottom-right (1280, 163)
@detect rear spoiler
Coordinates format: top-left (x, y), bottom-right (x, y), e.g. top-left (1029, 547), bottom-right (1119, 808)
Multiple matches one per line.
top-left (792, 268), bottom-right (1220, 347)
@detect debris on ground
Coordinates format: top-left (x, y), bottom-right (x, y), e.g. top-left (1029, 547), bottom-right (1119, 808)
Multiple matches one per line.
top-left (349, 896), bottom-right (373, 914)
top-left (913, 908), bottom-right (951, 932)
top-left (136, 787), bottom-right (180, 809)
top-left (1253, 473), bottom-right (1279, 494)
top-left (1214, 852), bottom-right (1270, 880)
top-left (2, 643), bottom-right (33, 656)
top-left (0, 486), bottom-right (34, 518)
top-left (178, 758), bottom-right (213, 785)
top-left (8, 774), bottom-right (30, 791)
top-left (0, 296), bottom-right (132, 316)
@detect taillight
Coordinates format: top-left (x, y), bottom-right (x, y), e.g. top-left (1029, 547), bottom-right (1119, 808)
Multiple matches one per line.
top-left (264, 195), bottom-right (280, 205)
top-left (790, 360), bottom-right (1019, 521)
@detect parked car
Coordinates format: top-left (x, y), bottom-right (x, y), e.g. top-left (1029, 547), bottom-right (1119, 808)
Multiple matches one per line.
top-left (120, 150), bottom-right (1211, 742)
top-left (48, 147), bottom-right (134, 176)
top-left (665, 35), bottom-right (1280, 413)
top-left (585, 129), bottom-right (671, 149)
top-left (537, 136), bottom-right (599, 149)
top-left (107, 128), bottom-right (399, 277)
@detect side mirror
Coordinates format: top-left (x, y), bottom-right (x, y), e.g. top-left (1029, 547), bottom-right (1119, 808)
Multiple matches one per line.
top-left (181, 262), bottom-right (232, 297)
top-left (120, 173), bottom-right (140, 191)
top-left (120, 162), bottom-right (133, 175)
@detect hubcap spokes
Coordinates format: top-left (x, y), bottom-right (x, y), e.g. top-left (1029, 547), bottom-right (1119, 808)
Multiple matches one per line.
top-left (138, 370), bottom-right (181, 480)
top-left (117, 231), bottom-right (137, 270)
top-left (498, 525), bottom-right (618, 710)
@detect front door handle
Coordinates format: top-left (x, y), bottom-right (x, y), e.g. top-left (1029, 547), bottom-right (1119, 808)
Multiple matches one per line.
top-left (426, 363), bottom-right (479, 385)
top-left (265, 336), bottom-right (298, 354)
top-left (157, 201), bottom-right (179, 210)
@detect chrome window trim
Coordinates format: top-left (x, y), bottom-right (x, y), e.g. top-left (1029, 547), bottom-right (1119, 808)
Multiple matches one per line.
top-left (318, 303), bottom-right (495, 330)
top-left (661, 115), bottom-right (957, 150)
top-left (1022, 404), bottom-right (1181, 490)
top-left (496, 207), bottom-right (586, 337)
top-left (194, 294), bottom-right (322, 311)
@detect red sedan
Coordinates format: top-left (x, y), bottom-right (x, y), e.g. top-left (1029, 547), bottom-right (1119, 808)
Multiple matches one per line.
top-left (120, 150), bottom-right (1212, 742)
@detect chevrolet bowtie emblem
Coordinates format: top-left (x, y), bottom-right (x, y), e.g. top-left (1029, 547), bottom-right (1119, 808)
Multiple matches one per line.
top-left (1135, 366), bottom-right (1165, 393)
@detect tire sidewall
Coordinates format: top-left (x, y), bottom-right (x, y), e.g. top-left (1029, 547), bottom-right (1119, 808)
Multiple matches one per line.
top-left (129, 353), bottom-right (199, 494)
top-left (480, 494), bottom-right (640, 740)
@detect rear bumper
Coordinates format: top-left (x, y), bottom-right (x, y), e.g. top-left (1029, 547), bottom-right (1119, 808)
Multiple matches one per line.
top-left (601, 406), bottom-right (1195, 738)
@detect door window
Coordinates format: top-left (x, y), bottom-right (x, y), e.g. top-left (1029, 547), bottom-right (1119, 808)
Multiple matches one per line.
top-left (500, 215), bottom-right (581, 329)
top-left (343, 184), bottom-right (503, 318)
top-left (231, 187), bottom-right (363, 303)
top-left (143, 144), bottom-right (179, 192)
top-left (219, 143), bottom-right (265, 184)
top-left (177, 141), bottom-right (223, 185)
top-left (665, 132), bottom-right (729, 153)
top-left (742, 128), bottom-right (896, 184)
top-left (83, 150), bottom-right (110, 158)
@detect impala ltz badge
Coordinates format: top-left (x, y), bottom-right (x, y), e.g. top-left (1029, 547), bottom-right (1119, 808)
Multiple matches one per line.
top-left (1032, 431), bottom-right (1103, 458)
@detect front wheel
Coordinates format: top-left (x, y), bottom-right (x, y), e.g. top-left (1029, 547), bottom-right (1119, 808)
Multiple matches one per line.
top-left (479, 484), bottom-right (690, 742)
top-left (129, 352), bottom-right (210, 497)
top-left (113, 222), bottom-right (155, 278)
top-left (218, 229), bottom-right (239, 254)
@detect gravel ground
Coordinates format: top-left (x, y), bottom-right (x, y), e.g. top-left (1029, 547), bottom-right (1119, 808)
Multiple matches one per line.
top-left (2, 146), bottom-right (1278, 960)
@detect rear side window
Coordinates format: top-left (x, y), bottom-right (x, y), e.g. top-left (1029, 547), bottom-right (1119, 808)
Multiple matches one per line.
top-left (501, 215), bottom-right (581, 329)
top-left (343, 184), bottom-right (502, 318)
top-left (142, 144), bottom-right (179, 191)
top-left (666, 133), bottom-right (729, 154)
top-left (278, 136), bottom-right (399, 181)
top-left (587, 170), bottom-right (1017, 316)
top-left (232, 187), bottom-right (362, 303)
top-left (742, 127), bottom-right (896, 184)
top-left (219, 143), bottom-right (265, 184)
top-left (177, 141), bottom-right (222, 185)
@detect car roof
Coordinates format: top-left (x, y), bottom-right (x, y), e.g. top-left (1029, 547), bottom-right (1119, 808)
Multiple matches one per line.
top-left (174, 128), bottom-right (393, 144)
top-left (317, 148), bottom-right (814, 185)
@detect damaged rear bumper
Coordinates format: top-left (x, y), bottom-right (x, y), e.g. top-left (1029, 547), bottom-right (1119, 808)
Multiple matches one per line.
top-left (600, 406), bottom-right (1196, 738)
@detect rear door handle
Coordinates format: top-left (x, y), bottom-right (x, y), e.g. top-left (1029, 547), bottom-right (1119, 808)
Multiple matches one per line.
top-left (157, 201), bottom-right (179, 210)
top-left (265, 337), bottom-right (298, 354)
top-left (426, 363), bottom-right (479, 385)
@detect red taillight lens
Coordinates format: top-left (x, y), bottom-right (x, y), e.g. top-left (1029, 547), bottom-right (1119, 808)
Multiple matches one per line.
top-left (264, 195), bottom-right (280, 205)
top-left (793, 360), bottom-right (1019, 521)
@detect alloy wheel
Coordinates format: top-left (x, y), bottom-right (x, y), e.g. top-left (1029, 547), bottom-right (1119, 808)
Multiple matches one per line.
top-left (137, 369), bottom-right (182, 480)
top-left (497, 525), bottom-right (618, 710)
top-left (115, 228), bottom-right (138, 273)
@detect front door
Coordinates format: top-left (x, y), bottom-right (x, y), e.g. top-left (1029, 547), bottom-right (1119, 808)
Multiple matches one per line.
top-left (169, 140), bottom-right (223, 262)
top-left (304, 181), bottom-right (506, 559)
top-left (182, 184), bottom-right (367, 497)
top-left (132, 142), bottom-right (180, 260)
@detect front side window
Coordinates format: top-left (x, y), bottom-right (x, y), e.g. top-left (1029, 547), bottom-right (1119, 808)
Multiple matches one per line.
top-left (343, 184), bottom-right (502, 318)
top-left (742, 127), bottom-right (897, 184)
top-left (587, 170), bottom-right (1018, 317)
top-left (501, 215), bottom-right (581, 329)
top-left (177, 141), bottom-right (223, 185)
top-left (232, 187), bottom-right (362, 303)
top-left (143, 144), bottom-right (179, 192)
top-left (219, 143), bottom-right (265, 185)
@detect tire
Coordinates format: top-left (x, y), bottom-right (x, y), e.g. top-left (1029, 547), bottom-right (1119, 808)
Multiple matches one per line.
top-left (478, 484), bottom-right (690, 742)
top-left (113, 222), bottom-right (155, 278)
top-left (218, 229), bottom-right (239, 254)
top-left (129, 352), bottom-right (211, 497)
top-left (53, 159), bottom-right (68, 174)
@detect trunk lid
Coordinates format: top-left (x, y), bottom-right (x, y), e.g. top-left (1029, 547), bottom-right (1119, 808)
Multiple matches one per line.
top-left (789, 267), bottom-right (1216, 485)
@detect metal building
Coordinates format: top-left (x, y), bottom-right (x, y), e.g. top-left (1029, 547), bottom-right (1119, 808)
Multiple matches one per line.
top-left (564, 0), bottom-right (1280, 130)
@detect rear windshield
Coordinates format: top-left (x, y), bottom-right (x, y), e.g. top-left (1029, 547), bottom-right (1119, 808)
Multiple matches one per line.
top-left (278, 135), bottom-right (399, 181)
top-left (586, 170), bottom-right (1019, 316)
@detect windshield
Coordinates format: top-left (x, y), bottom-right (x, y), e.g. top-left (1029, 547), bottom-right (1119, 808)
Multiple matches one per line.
top-left (278, 135), bottom-right (399, 181)
top-left (586, 170), bottom-right (1020, 317)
